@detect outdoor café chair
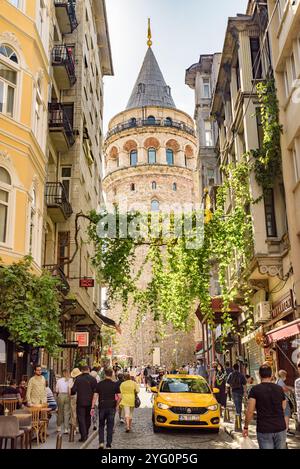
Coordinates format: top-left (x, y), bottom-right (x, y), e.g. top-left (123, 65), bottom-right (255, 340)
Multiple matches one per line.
top-left (13, 409), bottom-right (32, 449)
top-left (0, 415), bottom-right (25, 449)
top-left (0, 399), bottom-right (18, 415)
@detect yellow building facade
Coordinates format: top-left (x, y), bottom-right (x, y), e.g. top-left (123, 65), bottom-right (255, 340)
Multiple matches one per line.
top-left (0, 0), bottom-right (50, 271)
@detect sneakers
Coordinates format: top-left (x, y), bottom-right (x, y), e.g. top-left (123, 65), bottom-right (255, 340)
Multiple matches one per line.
top-left (98, 443), bottom-right (104, 450)
top-left (120, 418), bottom-right (125, 424)
top-left (64, 429), bottom-right (69, 434)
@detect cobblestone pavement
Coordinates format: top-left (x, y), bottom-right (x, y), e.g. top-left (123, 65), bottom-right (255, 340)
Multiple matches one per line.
top-left (88, 386), bottom-right (234, 450)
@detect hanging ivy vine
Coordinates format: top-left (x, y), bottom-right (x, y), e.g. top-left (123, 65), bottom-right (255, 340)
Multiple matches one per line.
top-left (0, 256), bottom-right (63, 355)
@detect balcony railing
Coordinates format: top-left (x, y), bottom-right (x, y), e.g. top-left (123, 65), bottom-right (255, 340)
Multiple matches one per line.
top-left (52, 45), bottom-right (76, 87)
top-left (48, 103), bottom-right (75, 148)
top-left (106, 118), bottom-right (196, 139)
top-left (54, 1), bottom-right (78, 33)
top-left (45, 182), bottom-right (73, 219)
top-left (44, 264), bottom-right (70, 295)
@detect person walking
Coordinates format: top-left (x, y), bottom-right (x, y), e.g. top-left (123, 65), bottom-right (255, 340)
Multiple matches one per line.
top-left (225, 361), bottom-right (233, 401)
top-left (214, 363), bottom-right (227, 409)
top-left (120, 372), bottom-right (140, 433)
top-left (226, 363), bottom-right (247, 418)
top-left (70, 368), bottom-right (81, 434)
top-left (243, 364), bottom-right (287, 449)
top-left (196, 359), bottom-right (208, 380)
top-left (26, 364), bottom-right (47, 406)
top-left (91, 368), bottom-right (121, 449)
top-left (90, 370), bottom-right (101, 431)
top-left (71, 365), bottom-right (97, 442)
top-left (116, 372), bottom-right (125, 423)
top-left (55, 369), bottom-right (72, 434)
top-left (276, 369), bottom-right (295, 436)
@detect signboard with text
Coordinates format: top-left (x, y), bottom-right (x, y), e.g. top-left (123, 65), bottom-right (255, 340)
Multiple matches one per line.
top-left (74, 332), bottom-right (89, 347)
top-left (79, 278), bottom-right (95, 288)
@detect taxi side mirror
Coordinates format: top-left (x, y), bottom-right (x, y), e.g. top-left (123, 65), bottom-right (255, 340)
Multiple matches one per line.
top-left (150, 386), bottom-right (158, 393)
top-left (213, 388), bottom-right (220, 394)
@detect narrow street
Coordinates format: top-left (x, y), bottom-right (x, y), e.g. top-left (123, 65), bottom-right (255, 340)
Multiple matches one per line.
top-left (87, 387), bottom-right (234, 450)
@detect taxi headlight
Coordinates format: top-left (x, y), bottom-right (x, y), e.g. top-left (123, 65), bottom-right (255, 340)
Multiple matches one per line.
top-left (207, 405), bottom-right (218, 411)
top-left (157, 402), bottom-right (170, 410)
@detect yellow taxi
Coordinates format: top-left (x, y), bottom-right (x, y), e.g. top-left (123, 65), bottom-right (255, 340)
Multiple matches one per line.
top-left (151, 374), bottom-right (220, 433)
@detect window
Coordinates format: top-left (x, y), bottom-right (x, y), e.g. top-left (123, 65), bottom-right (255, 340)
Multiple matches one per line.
top-left (250, 37), bottom-right (262, 79)
top-left (172, 183), bottom-right (177, 191)
top-left (130, 150), bottom-right (138, 167)
top-left (130, 183), bottom-right (135, 191)
top-left (0, 167), bottom-right (11, 243)
top-left (9, 0), bottom-right (22, 9)
top-left (58, 232), bottom-right (70, 277)
top-left (34, 79), bottom-right (43, 145)
top-left (203, 78), bottom-right (211, 98)
top-left (0, 45), bottom-right (18, 118)
top-left (204, 120), bottom-right (213, 146)
top-left (166, 149), bottom-right (174, 165)
top-left (207, 169), bottom-right (215, 186)
top-left (164, 117), bottom-right (172, 126)
top-left (264, 189), bottom-right (277, 237)
top-left (291, 53), bottom-right (297, 83)
top-left (147, 115), bottom-right (156, 125)
top-left (292, 139), bottom-right (300, 183)
top-left (138, 83), bottom-right (145, 94)
top-left (151, 200), bottom-right (159, 212)
top-left (29, 189), bottom-right (36, 254)
top-left (152, 181), bottom-right (157, 190)
top-left (148, 148), bottom-right (156, 164)
top-left (256, 109), bottom-right (264, 149)
top-left (37, 0), bottom-right (47, 44)
top-left (129, 117), bottom-right (136, 127)
top-left (61, 167), bottom-right (72, 200)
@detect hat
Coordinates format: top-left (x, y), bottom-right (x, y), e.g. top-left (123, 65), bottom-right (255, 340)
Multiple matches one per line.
top-left (71, 368), bottom-right (81, 379)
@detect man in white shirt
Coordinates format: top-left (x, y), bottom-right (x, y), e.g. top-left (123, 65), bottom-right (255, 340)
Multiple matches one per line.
top-left (56, 369), bottom-right (72, 433)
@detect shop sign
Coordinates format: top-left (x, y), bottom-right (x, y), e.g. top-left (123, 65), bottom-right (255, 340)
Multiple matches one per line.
top-left (271, 291), bottom-right (294, 320)
top-left (79, 278), bottom-right (95, 288)
top-left (74, 332), bottom-right (89, 347)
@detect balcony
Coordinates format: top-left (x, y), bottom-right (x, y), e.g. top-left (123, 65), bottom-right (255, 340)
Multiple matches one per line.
top-left (106, 118), bottom-right (196, 139)
top-left (52, 45), bottom-right (76, 88)
top-left (54, 1), bottom-right (78, 34)
top-left (45, 182), bottom-right (73, 222)
top-left (49, 103), bottom-right (75, 151)
top-left (44, 264), bottom-right (70, 296)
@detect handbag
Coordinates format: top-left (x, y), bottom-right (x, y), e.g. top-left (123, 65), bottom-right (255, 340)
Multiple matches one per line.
top-left (134, 391), bottom-right (141, 408)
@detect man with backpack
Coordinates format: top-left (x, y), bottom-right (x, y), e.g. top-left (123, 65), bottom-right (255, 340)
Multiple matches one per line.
top-left (226, 363), bottom-right (247, 418)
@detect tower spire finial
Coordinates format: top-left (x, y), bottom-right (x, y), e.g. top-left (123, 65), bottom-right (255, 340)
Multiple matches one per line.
top-left (147, 18), bottom-right (152, 48)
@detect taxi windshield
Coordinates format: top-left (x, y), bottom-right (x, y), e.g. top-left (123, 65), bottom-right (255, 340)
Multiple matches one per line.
top-left (160, 378), bottom-right (210, 394)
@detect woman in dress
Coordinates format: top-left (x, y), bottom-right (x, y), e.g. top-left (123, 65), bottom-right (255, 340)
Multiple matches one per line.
top-left (214, 363), bottom-right (227, 409)
top-left (119, 373), bottom-right (140, 432)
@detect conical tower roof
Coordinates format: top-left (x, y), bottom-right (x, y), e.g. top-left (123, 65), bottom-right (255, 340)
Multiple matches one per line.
top-left (126, 47), bottom-right (176, 110)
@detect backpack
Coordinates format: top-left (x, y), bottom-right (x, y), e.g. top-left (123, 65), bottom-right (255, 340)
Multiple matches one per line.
top-left (230, 371), bottom-right (242, 390)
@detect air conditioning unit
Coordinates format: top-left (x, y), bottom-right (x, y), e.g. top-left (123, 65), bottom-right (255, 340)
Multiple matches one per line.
top-left (254, 302), bottom-right (271, 323)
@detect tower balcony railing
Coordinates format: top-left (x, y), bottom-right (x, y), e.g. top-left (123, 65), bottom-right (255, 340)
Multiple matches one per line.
top-left (106, 118), bottom-right (196, 139)
top-left (54, 1), bottom-right (78, 34)
top-left (48, 102), bottom-right (75, 150)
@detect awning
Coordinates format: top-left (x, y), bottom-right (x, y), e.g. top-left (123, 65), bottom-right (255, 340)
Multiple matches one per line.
top-left (266, 319), bottom-right (300, 343)
top-left (95, 311), bottom-right (122, 334)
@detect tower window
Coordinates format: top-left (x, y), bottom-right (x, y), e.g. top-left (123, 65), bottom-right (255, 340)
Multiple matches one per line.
top-left (148, 148), bottom-right (156, 164)
top-left (131, 183), bottom-right (135, 191)
top-left (152, 181), bottom-right (157, 190)
top-left (151, 200), bottom-right (159, 212)
top-left (129, 117), bottom-right (137, 128)
top-left (172, 183), bottom-right (177, 191)
top-left (138, 83), bottom-right (145, 94)
top-left (164, 117), bottom-right (172, 126)
top-left (203, 78), bottom-right (211, 98)
top-left (147, 115), bottom-right (156, 125)
top-left (166, 149), bottom-right (174, 165)
top-left (130, 150), bottom-right (138, 166)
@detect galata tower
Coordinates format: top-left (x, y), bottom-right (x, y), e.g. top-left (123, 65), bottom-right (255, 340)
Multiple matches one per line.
top-left (103, 24), bottom-right (198, 367)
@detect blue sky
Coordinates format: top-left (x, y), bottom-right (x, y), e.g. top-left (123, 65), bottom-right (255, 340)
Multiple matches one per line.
top-left (104, 0), bottom-right (248, 130)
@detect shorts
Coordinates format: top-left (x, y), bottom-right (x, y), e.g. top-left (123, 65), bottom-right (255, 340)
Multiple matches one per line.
top-left (123, 406), bottom-right (134, 418)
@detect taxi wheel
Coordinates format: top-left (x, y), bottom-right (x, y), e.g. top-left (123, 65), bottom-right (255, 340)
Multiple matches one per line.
top-left (152, 423), bottom-right (161, 433)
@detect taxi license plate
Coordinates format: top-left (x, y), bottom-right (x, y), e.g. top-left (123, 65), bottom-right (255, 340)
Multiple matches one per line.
top-left (179, 415), bottom-right (199, 421)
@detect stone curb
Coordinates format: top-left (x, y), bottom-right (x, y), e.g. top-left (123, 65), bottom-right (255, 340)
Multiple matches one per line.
top-left (80, 429), bottom-right (98, 450)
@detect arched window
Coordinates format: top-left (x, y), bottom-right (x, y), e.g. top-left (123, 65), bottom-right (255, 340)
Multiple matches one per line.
top-left (129, 117), bottom-right (136, 128)
top-left (130, 150), bottom-right (138, 167)
top-left (152, 181), bottom-right (157, 190)
top-left (147, 115), bottom-right (156, 125)
top-left (148, 148), bottom-right (156, 164)
top-left (164, 117), bottom-right (172, 126)
top-left (0, 166), bottom-right (12, 243)
top-left (0, 45), bottom-right (19, 118)
top-left (130, 183), bottom-right (135, 191)
top-left (151, 200), bottom-right (159, 212)
top-left (173, 183), bottom-right (177, 191)
top-left (166, 149), bottom-right (174, 165)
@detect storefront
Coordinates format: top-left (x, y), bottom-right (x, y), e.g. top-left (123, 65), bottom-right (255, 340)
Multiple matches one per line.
top-left (241, 327), bottom-right (264, 382)
top-left (264, 291), bottom-right (299, 386)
